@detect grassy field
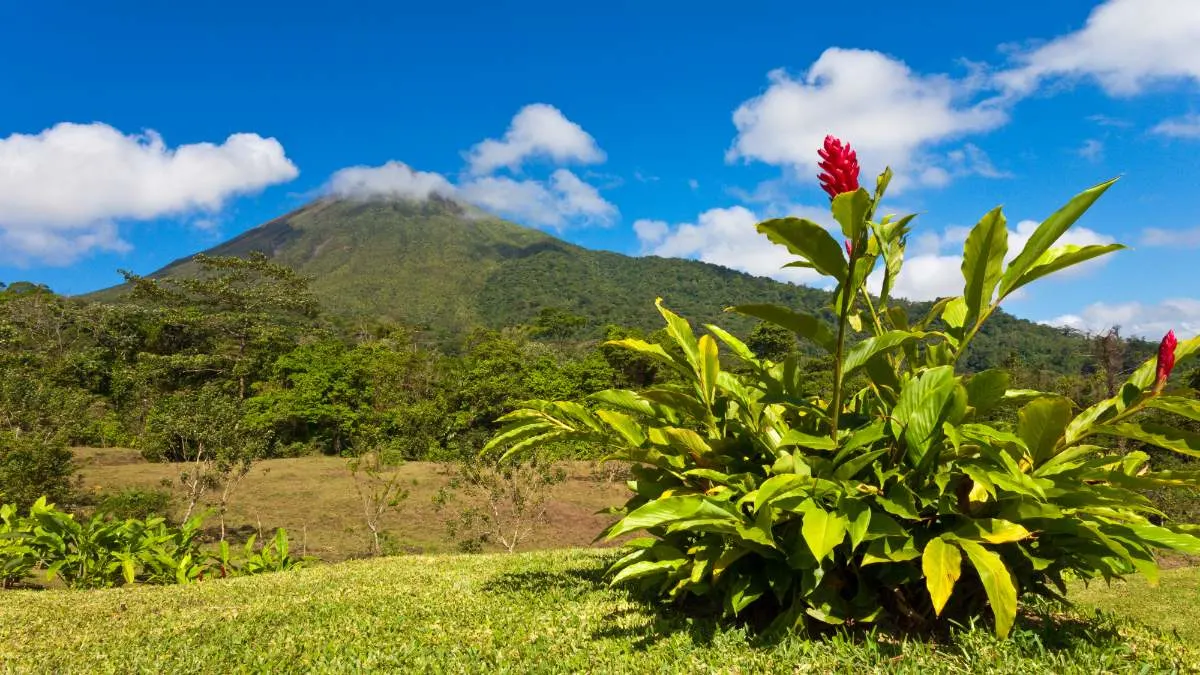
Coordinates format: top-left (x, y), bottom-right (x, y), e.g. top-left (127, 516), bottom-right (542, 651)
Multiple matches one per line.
top-left (1, 549), bottom-right (1197, 674)
top-left (74, 447), bottom-right (629, 559)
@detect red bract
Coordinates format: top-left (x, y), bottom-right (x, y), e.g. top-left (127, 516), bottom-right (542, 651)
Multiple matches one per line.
top-left (1155, 330), bottom-right (1177, 392)
top-left (844, 239), bottom-right (853, 258)
top-left (818, 135), bottom-right (860, 200)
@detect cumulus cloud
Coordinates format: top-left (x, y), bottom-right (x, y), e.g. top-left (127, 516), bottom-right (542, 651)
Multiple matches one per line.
top-left (457, 169), bottom-right (616, 230)
top-left (727, 48), bottom-right (1008, 190)
top-left (1141, 225), bottom-right (1200, 248)
top-left (997, 0), bottom-right (1200, 97)
top-left (465, 103), bottom-right (605, 175)
top-left (1151, 114), bottom-right (1200, 139)
top-left (0, 122), bottom-right (298, 264)
top-left (327, 161), bottom-right (455, 200)
top-left (1045, 299), bottom-right (1200, 340)
top-left (633, 205), bottom-right (831, 286)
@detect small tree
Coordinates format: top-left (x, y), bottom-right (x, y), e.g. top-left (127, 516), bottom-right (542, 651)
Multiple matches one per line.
top-left (433, 458), bottom-right (565, 553)
top-left (346, 442), bottom-right (409, 556)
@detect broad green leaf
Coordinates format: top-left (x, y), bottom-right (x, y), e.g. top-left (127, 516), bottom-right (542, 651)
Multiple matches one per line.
top-left (832, 188), bottom-right (872, 242)
top-left (862, 537), bottom-right (919, 565)
top-left (595, 410), bottom-right (646, 447)
top-left (877, 483), bottom-right (920, 520)
top-left (604, 338), bottom-right (688, 374)
top-left (777, 429), bottom-right (838, 451)
top-left (1123, 524), bottom-right (1200, 555)
top-left (840, 498), bottom-right (872, 549)
top-left (697, 334), bottom-right (719, 407)
top-left (965, 369), bottom-right (1010, 417)
top-left (656, 297), bottom-right (700, 369)
top-left (892, 366), bottom-right (959, 465)
top-left (1096, 423), bottom-right (1200, 459)
top-left (728, 304), bottom-right (836, 352)
top-left (1009, 244), bottom-right (1124, 294)
top-left (755, 474), bottom-right (811, 513)
top-left (961, 206), bottom-right (1008, 328)
top-left (756, 217), bottom-right (849, 281)
top-left (842, 330), bottom-right (921, 375)
top-left (1064, 398), bottom-right (1117, 445)
top-left (606, 495), bottom-right (737, 538)
top-left (956, 539), bottom-right (1018, 638)
top-left (1018, 396), bottom-right (1074, 464)
top-left (1147, 396), bottom-right (1200, 423)
top-left (941, 297), bottom-right (968, 332)
top-left (611, 559), bottom-right (684, 585)
top-left (648, 427), bottom-right (713, 458)
top-left (997, 178), bottom-right (1117, 300)
top-left (801, 504), bottom-right (847, 562)
top-left (704, 324), bottom-right (757, 363)
top-left (833, 448), bottom-right (888, 481)
top-left (922, 537), bottom-right (962, 616)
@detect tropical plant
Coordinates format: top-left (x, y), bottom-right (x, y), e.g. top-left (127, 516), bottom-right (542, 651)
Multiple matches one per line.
top-left (211, 527), bottom-right (307, 577)
top-left (484, 137), bottom-right (1200, 637)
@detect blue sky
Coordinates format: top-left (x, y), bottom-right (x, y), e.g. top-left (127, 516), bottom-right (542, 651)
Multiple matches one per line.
top-left (1, 0), bottom-right (1198, 337)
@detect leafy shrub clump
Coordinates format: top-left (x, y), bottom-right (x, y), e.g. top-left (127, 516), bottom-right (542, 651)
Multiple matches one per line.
top-left (487, 149), bottom-right (1200, 638)
top-left (0, 497), bottom-right (308, 589)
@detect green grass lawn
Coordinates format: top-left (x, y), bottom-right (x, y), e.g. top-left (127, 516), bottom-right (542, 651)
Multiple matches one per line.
top-left (1, 550), bottom-right (1197, 674)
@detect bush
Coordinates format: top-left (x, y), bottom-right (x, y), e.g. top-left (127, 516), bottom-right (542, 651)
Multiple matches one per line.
top-left (93, 488), bottom-right (174, 522)
top-left (0, 432), bottom-right (75, 510)
top-left (487, 159), bottom-right (1200, 638)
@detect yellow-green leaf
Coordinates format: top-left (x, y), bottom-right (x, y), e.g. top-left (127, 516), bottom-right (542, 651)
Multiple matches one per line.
top-left (961, 206), bottom-right (1007, 329)
top-left (922, 537), bottom-right (962, 616)
top-left (957, 539), bottom-right (1018, 638)
top-left (801, 504), bottom-right (847, 562)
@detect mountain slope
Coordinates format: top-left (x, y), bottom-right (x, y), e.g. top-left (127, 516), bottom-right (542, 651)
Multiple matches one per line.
top-left (91, 196), bottom-right (1142, 371)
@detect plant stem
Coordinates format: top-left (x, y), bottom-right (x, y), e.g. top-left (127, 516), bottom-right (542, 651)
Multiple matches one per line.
top-left (830, 282), bottom-right (854, 441)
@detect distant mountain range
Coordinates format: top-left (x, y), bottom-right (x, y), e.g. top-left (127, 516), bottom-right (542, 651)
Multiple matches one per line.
top-left (89, 195), bottom-right (1148, 373)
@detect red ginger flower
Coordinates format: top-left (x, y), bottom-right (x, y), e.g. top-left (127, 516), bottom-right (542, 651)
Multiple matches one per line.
top-left (844, 239), bottom-right (853, 258)
top-left (818, 135), bottom-right (860, 200)
top-left (1155, 330), bottom-right (1177, 393)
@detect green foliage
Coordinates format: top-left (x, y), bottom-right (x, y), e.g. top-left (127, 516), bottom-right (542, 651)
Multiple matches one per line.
top-left (488, 174), bottom-right (1200, 637)
top-left (0, 497), bottom-right (307, 589)
top-left (0, 432), bottom-right (75, 511)
top-left (92, 488), bottom-right (174, 522)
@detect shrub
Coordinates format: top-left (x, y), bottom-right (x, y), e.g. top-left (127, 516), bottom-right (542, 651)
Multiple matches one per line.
top-left (93, 488), bottom-right (174, 522)
top-left (0, 432), bottom-right (75, 510)
top-left (486, 145), bottom-right (1200, 638)
top-left (433, 458), bottom-right (566, 553)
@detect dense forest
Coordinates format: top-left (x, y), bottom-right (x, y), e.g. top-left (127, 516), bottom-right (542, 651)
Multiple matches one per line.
top-left (2, 247), bottom-right (1195, 521)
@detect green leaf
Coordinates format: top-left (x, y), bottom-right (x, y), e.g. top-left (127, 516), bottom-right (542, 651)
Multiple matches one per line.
top-left (877, 483), bottom-right (920, 520)
top-left (840, 498), bottom-right (872, 549)
top-left (941, 297), bottom-right (968, 332)
top-left (594, 410), bottom-right (646, 447)
top-left (655, 297), bottom-right (700, 369)
top-left (697, 334), bottom-right (720, 407)
top-left (961, 206), bottom-right (1008, 328)
top-left (956, 539), bottom-right (1018, 638)
top-left (862, 537), bottom-right (919, 565)
top-left (603, 339), bottom-right (688, 374)
top-left (1009, 244), bottom-right (1124, 294)
top-left (728, 304), bottom-right (836, 352)
top-left (606, 496), bottom-right (737, 538)
top-left (1147, 396), bottom-right (1200, 423)
top-left (892, 366), bottom-right (959, 466)
top-left (831, 188), bottom-right (872, 242)
top-left (704, 324), bottom-right (757, 363)
top-left (842, 330), bottom-right (921, 375)
top-left (966, 369), bottom-right (1010, 417)
top-left (922, 537), bottom-right (962, 616)
top-left (611, 559), bottom-right (684, 585)
top-left (756, 217), bottom-right (849, 281)
top-left (997, 177), bottom-right (1117, 300)
top-left (777, 429), bottom-right (838, 452)
top-left (833, 449), bottom-right (888, 481)
top-left (1096, 423), bottom-right (1200, 459)
top-left (1123, 524), bottom-right (1200, 555)
top-left (1018, 396), bottom-right (1074, 464)
top-left (801, 504), bottom-right (847, 562)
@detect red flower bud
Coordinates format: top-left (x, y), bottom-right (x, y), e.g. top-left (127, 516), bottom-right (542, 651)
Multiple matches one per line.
top-left (818, 135), bottom-right (861, 200)
top-left (844, 239), bottom-right (853, 257)
top-left (1155, 330), bottom-right (1177, 392)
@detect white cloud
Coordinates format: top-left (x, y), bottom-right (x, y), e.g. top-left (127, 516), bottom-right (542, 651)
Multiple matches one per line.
top-left (1078, 139), bottom-right (1104, 162)
top-left (457, 169), bottom-right (616, 229)
top-left (875, 218), bottom-right (1116, 302)
top-left (1151, 114), bottom-right (1200, 139)
top-left (1142, 225), bottom-right (1200, 248)
top-left (634, 205), bottom-right (831, 286)
top-left (465, 103), bottom-right (605, 175)
top-left (1045, 299), bottom-right (1200, 339)
top-left (0, 122), bottom-right (298, 265)
top-left (998, 0), bottom-right (1200, 97)
top-left (727, 48), bottom-right (1008, 190)
top-left (327, 161), bottom-right (455, 200)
